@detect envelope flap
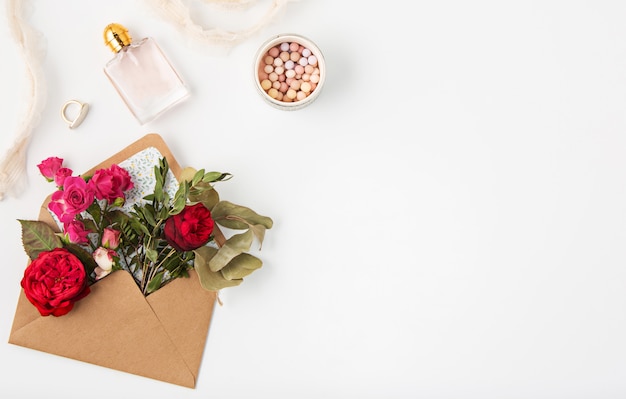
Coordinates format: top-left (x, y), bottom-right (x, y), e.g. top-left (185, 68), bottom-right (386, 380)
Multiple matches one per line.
top-left (10, 271), bottom-right (200, 387)
top-left (147, 270), bottom-right (217, 377)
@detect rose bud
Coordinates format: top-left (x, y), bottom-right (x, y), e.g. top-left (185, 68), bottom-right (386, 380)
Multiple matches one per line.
top-left (37, 157), bottom-right (64, 182)
top-left (101, 228), bottom-right (121, 250)
top-left (93, 247), bottom-right (116, 280)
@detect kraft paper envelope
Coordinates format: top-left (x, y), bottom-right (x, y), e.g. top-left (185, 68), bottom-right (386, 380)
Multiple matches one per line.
top-left (9, 134), bottom-right (221, 388)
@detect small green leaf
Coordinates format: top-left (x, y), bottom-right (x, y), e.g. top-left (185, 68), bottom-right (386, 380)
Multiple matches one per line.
top-left (220, 253), bottom-right (263, 280)
top-left (194, 246), bottom-right (243, 291)
top-left (146, 248), bottom-right (158, 262)
top-left (64, 243), bottom-right (98, 282)
top-left (80, 218), bottom-right (98, 234)
top-left (87, 202), bottom-right (102, 225)
top-left (18, 220), bottom-right (63, 260)
top-left (146, 271), bottom-right (164, 294)
top-left (171, 181), bottom-right (189, 215)
top-left (212, 201), bottom-right (273, 230)
top-left (102, 209), bottom-right (129, 226)
top-left (192, 169), bottom-right (205, 185)
top-left (140, 206), bottom-right (157, 227)
top-left (208, 230), bottom-right (253, 272)
top-left (130, 217), bottom-right (151, 236)
top-left (202, 171), bottom-right (232, 183)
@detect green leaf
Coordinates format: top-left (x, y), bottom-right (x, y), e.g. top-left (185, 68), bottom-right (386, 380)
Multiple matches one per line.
top-left (171, 180), bottom-right (189, 215)
top-left (79, 218), bottom-right (98, 233)
top-left (194, 246), bottom-right (243, 291)
top-left (102, 209), bottom-right (129, 226)
top-left (146, 248), bottom-right (158, 263)
top-left (130, 217), bottom-right (151, 236)
top-left (208, 230), bottom-right (253, 272)
top-left (140, 205), bottom-right (157, 227)
top-left (202, 171), bottom-right (232, 183)
top-left (220, 253), bottom-right (263, 280)
top-left (212, 201), bottom-right (273, 230)
top-left (87, 202), bottom-right (102, 225)
top-left (146, 271), bottom-right (164, 294)
top-left (64, 243), bottom-right (98, 282)
top-left (18, 220), bottom-right (63, 260)
top-left (192, 169), bottom-right (205, 185)
top-left (151, 159), bottom-right (168, 203)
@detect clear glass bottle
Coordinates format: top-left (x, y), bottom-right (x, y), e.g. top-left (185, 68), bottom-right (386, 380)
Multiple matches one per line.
top-left (103, 23), bottom-right (189, 125)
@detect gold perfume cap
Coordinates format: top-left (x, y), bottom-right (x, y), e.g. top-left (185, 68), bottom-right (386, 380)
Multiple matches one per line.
top-left (104, 23), bottom-right (132, 53)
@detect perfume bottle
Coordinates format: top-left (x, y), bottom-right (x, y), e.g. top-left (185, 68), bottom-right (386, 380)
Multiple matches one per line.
top-left (103, 23), bottom-right (189, 125)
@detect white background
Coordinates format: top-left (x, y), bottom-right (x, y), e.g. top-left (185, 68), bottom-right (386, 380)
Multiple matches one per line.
top-left (1, 1), bottom-right (626, 398)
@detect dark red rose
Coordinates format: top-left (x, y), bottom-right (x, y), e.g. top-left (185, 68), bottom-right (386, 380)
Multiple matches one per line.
top-left (164, 203), bottom-right (214, 252)
top-left (21, 248), bottom-right (91, 317)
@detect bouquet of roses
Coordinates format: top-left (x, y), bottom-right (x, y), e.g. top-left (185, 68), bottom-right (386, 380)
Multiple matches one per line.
top-left (18, 153), bottom-right (272, 317)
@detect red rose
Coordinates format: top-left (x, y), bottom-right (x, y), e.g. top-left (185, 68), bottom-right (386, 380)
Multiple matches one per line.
top-left (164, 203), bottom-right (214, 252)
top-left (21, 248), bottom-right (91, 317)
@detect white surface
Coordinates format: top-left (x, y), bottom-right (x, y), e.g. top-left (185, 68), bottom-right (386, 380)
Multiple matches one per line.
top-left (1, 1), bottom-right (626, 398)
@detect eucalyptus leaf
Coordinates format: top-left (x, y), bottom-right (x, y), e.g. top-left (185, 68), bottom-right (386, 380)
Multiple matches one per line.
top-left (212, 201), bottom-right (273, 230)
top-left (194, 246), bottom-right (243, 291)
top-left (179, 166), bottom-right (198, 184)
top-left (220, 253), bottom-right (263, 280)
top-left (18, 220), bottom-right (63, 260)
top-left (194, 245), bottom-right (218, 265)
top-left (248, 224), bottom-right (267, 248)
top-left (208, 230), bottom-right (253, 272)
top-left (188, 183), bottom-right (220, 210)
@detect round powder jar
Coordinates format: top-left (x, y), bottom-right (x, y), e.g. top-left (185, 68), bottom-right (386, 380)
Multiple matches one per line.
top-left (254, 34), bottom-right (326, 110)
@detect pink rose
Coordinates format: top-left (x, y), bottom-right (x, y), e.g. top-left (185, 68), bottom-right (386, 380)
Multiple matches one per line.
top-left (48, 176), bottom-right (95, 223)
top-left (54, 167), bottom-right (73, 187)
top-left (88, 164), bottom-right (134, 204)
top-left (101, 228), bottom-right (121, 249)
top-left (37, 157), bottom-right (64, 182)
top-left (64, 220), bottom-right (91, 244)
top-left (93, 247), bottom-right (116, 280)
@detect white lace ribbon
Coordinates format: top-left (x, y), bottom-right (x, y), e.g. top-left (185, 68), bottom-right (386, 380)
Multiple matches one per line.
top-left (143, 0), bottom-right (295, 51)
top-left (0, 0), bottom-right (47, 201)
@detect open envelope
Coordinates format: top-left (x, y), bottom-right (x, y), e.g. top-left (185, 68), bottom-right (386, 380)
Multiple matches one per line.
top-left (9, 134), bottom-right (221, 388)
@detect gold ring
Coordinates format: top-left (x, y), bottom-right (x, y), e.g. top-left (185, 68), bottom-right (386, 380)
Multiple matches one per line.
top-left (61, 100), bottom-right (89, 129)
